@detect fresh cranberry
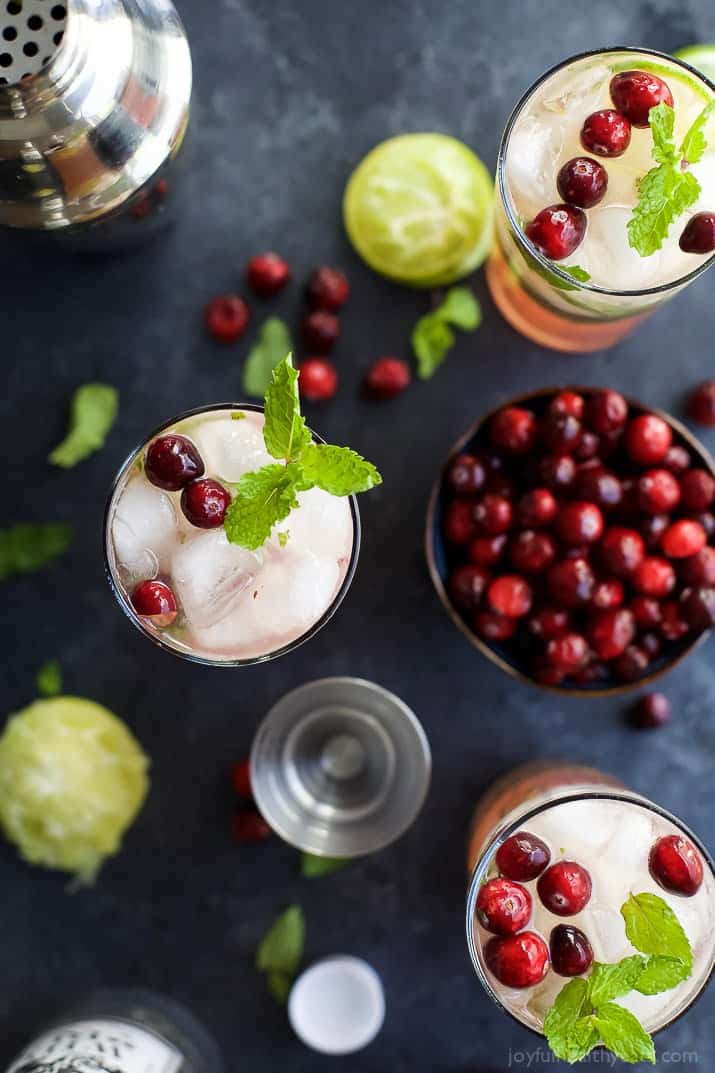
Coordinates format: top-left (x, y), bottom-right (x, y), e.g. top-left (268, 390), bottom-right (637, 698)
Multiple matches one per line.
top-left (534, 662), bottom-right (566, 687)
top-left (538, 454), bottom-right (576, 491)
top-left (230, 759), bottom-right (253, 799)
top-left (145, 434), bottom-right (204, 491)
top-left (487, 574), bottom-right (532, 618)
top-left (299, 358), bottom-right (338, 401)
top-left (306, 266), bottom-right (350, 310)
top-left (549, 391), bottom-right (584, 419)
top-left (661, 519), bottom-right (706, 559)
top-left (246, 252), bottom-right (291, 296)
top-left (546, 632), bottom-right (589, 672)
top-left (469, 534), bottom-right (508, 567)
top-left (444, 500), bottom-right (476, 545)
top-left (446, 454), bottom-right (487, 495)
top-left (574, 468), bottom-right (622, 511)
top-left (630, 596), bottom-right (662, 629)
top-left (637, 469), bottom-right (681, 513)
top-left (575, 431), bottom-right (600, 460)
top-left (640, 632), bottom-right (662, 659)
top-left (695, 511), bottom-right (715, 538)
top-left (587, 608), bottom-right (636, 660)
top-left (476, 877), bottom-right (532, 935)
top-left (633, 556), bottom-right (675, 597)
top-left (540, 412), bottom-right (582, 453)
top-left (525, 204), bottom-right (586, 260)
top-left (363, 356), bottom-right (410, 399)
top-left (547, 557), bottom-right (595, 607)
top-left (680, 469), bottom-right (715, 511)
top-left (679, 212), bottom-right (715, 254)
top-left (497, 832), bottom-right (551, 881)
top-left (528, 606), bottom-right (571, 640)
top-left (571, 660), bottom-right (610, 685)
top-left (625, 414), bottom-right (672, 465)
top-left (599, 427), bottom-right (626, 460)
top-left (585, 390), bottom-right (628, 433)
top-left (474, 610), bottom-right (518, 643)
top-left (631, 693), bottom-right (671, 729)
top-left (660, 601), bottom-right (690, 641)
top-left (448, 564), bottom-right (490, 612)
top-left (664, 445), bottom-right (691, 473)
top-left (510, 531), bottom-right (556, 574)
top-left (580, 109), bottom-right (632, 156)
top-left (485, 473), bottom-right (516, 499)
top-left (556, 157), bottom-right (608, 208)
top-left (599, 527), bottom-right (645, 576)
top-left (649, 835), bottom-right (704, 896)
top-left (205, 295), bottom-right (250, 342)
top-left (302, 311), bottom-right (339, 353)
top-left (687, 381), bottom-right (715, 427)
top-left (518, 488), bottom-right (558, 528)
top-left (592, 579), bottom-right (624, 610)
top-left (613, 645), bottom-right (650, 682)
top-left (680, 545), bottom-right (715, 586)
top-left (483, 932), bottom-right (550, 988)
top-left (181, 478), bottom-right (231, 529)
top-left (640, 514), bottom-right (671, 550)
top-left (131, 579), bottom-right (178, 627)
top-left (232, 809), bottom-right (272, 844)
top-left (537, 861), bottom-right (592, 916)
top-left (557, 501), bottom-right (604, 545)
top-left (490, 407), bottom-right (537, 454)
top-left (610, 70), bottom-right (674, 127)
top-left (549, 925), bottom-right (594, 977)
top-left (474, 494), bottom-right (513, 535)
top-left (679, 586), bottom-right (715, 631)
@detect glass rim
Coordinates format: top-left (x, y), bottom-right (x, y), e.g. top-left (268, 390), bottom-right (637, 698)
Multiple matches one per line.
top-left (465, 786), bottom-right (715, 1039)
top-left (102, 402), bottom-right (362, 668)
top-left (497, 45), bottom-right (715, 298)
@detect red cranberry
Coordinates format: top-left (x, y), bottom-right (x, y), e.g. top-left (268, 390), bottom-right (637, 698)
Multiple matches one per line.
top-left (547, 557), bottom-right (595, 608)
top-left (660, 600), bottom-right (690, 641)
top-left (600, 527), bottom-right (645, 576)
top-left (613, 645), bottom-right (650, 682)
top-left (306, 266), bottom-right (349, 310)
top-left (626, 414), bottom-right (672, 465)
top-left (145, 434), bottom-right (204, 491)
top-left (580, 109), bottom-right (632, 156)
top-left (528, 606), bottom-right (571, 640)
top-left (448, 564), bottom-right (490, 612)
top-left (575, 431), bottom-right (600, 460)
top-left (680, 545), bottom-right (715, 586)
top-left (665, 445), bottom-right (692, 473)
top-left (585, 390), bottom-right (628, 433)
top-left (571, 660), bottom-right (610, 685)
top-left (230, 759), bottom-right (253, 799)
top-left (299, 358), bottom-right (338, 401)
top-left (680, 585), bottom-right (715, 631)
top-left (637, 469), bottom-right (681, 513)
top-left (680, 469), bottom-right (715, 511)
top-left (246, 252), bottom-right (291, 296)
top-left (232, 809), bottom-right (272, 844)
top-left (488, 574), bottom-right (532, 617)
top-left (649, 835), bottom-right (704, 896)
top-left (640, 514), bottom-right (671, 550)
top-left (302, 311), bottom-right (339, 353)
top-left (444, 500), bottom-right (476, 545)
top-left (695, 511), bottom-right (715, 538)
top-left (557, 501), bottom-right (604, 545)
top-left (511, 531), bottom-right (556, 574)
top-left (661, 519), bottom-right (706, 559)
top-left (687, 381), bottom-right (715, 427)
top-left (474, 494), bottom-right (513, 536)
top-left (363, 356), bottom-right (410, 399)
top-left (485, 472), bottom-right (516, 499)
top-left (537, 861), bottom-right (592, 916)
top-left (518, 488), bottom-right (558, 528)
top-left (549, 925), bottom-right (594, 977)
top-left (490, 407), bottom-right (537, 454)
top-left (546, 632), bottom-right (589, 673)
top-left (679, 212), bottom-right (715, 254)
top-left (549, 391), bottom-right (584, 419)
top-left (588, 608), bottom-right (636, 660)
top-left (446, 454), bottom-right (487, 496)
top-left (557, 157), bottom-right (608, 208)
top-left (640, 632), bottom-right (662, 659)
top-left (496, 832), bottom-right (551, 881)
top-left (632, 693), bottom-right (671, 729)
top-left (633, 556), bottom-right (676, 598)
top-left (131, 579), bottom-right (178, 627)
top-left (538, 454), bottom-right (576, 491)
top-left (534, 662), bottom-right (566, 686)
top-left (610, 70), bottom-right (674, 127)
top-left (540, 412), bottom-right (582, 453)
top-left (205, 295), bottom-right (250, 342)
top-left (525, 204), bottom-right (586, 260)
top-left (599, 427), bottom-right (626, 460)
top-left (592, 579), bottom-right (624, 610)
top-left (474, 609), bottom-right (518, 643)
top-left (631, 596), bottom-right (662, 629)
top-left (484, 932), bottom-right (550, 988)
top-left (574, 468), bottom-right (622, 511)
top-left (470, 534), bottom-right (508, 567)
top-left (476, 878), bottom-right (532, 935)
top-left (181, 478), bottom-right (231, 529)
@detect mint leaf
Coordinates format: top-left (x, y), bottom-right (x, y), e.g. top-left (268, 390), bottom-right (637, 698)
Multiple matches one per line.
top-left (628, 165), bottom-right (699, 256)
top-left (267, 971), bottom-right (293, 1004)
top-left (413, 313), bottom-right (454, 379)
top-left (231, 412), bottom-right (246, 421)
top-left (562, 265), bottom-right (590, 283)
top-left (223, 464), bottom-right (300, 550)
top-left (649, 102), bottom-right (678, 164)
top-left (438, 286), bottom-right (482, 330)
top-left (263, 355), bottom-right (312, 462)
top-left (621, 892), bottom-right (693, 969)
top-left (635, 955), bottom-right (690, 995)
top-left (544, 978), bottom-right (599, 1063)
top-left (277, 530), bottom-right (289, 548)
top-left (36, 659), bottom-right (62, 697)
top-left (681, 100), bottom-right (715, 165)
top-left (49, 383), bottom-right (118, 468)
top-left (587, 956), bottom-right (645, 1006)
top-left (256, 905), bottom-right (305, 975)
top-left (0, 523), bottom-right (72, 581)
top-left (301, 852), bottom-right (349, 878)
top-left (300, 443), bottom-right (382, 496)
top-left (242, 318), bottom-right (293, 399)
top-left (593, 1003), bottom-right (656, 1065)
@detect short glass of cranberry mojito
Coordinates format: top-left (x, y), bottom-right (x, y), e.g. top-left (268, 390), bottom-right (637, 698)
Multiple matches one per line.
top-left (487, 48), bottom-right (715, 352)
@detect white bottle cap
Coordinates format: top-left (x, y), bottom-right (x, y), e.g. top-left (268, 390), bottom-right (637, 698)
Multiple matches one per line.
top-left (288, 956), bottom-right (385, 1055)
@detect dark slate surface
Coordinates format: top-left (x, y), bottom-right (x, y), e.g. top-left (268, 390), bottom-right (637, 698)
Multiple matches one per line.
top-left (1, 1), bottom-right (715, 1070)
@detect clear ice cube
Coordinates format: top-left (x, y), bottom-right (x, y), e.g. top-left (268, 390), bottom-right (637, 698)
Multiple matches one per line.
top-left (248, 547), bottom-right (340, 643)
top-left (272, 487), bottom-right (353, 562)
top-left (506, 115), bottom-right (565, 218)
top-left (581, 204), bottom-right (663, 290)
top-left (171, 529), bottom-right (263, 629)
top-left (192, 414), bottom-right (273, 483)
top-left (112, 476), bottom-right (178, 579)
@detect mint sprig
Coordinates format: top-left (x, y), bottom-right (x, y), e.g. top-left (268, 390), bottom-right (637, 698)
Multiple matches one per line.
top-left (0, 523), bottom-right (72, 581)
top-left (256, 904), bottom-right (305, 1004)
top-left (49, 383), bottom-right (118, 468)
top-left (36, 659), bottom-right (62, 698)
top-left (412, 286), bottom-right (482, 379)
top-left (224, 354), bottom-right (382, 550)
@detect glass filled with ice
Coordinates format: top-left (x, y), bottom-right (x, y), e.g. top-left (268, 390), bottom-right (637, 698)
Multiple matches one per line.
top-left (488, 48), bottom-right (715, 351)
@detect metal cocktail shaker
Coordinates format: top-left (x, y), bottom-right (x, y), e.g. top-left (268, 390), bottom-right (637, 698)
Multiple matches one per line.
top-left (0, 0), bottom-right (191, 249)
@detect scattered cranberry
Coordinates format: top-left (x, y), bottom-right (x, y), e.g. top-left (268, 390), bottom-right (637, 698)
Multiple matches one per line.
top-left (496, 831), bottom-right (551, 881)
top-left (580, 109), bottom-right (632, 156)
top-left (302, 311), bottom-right (339, 353)
top-left (444, 500), bottom-right (476, 545)
top-left (546, 632), bottom-right (589, 673)
top-left (599, 527), bottom-right (645, 577)
top-left (474, 610), bottom-right (518, 643)
top-left (610, 70), bottom-right (674, 127)
top-left (585, 390), bottom-right (628, 433)
top-left (538, 454), bottom-right (576, 490)
top-left (687, 381), bottom-right (715, 427)
top-left (511, 531), bottom-right (556, 574)
top-left (547, 557), bottom-right (595, 608)
top-left (232, 810), bottom-right (272, 844)
top-left (246, 252), bottom-right (290, 296)
top-left (448, 564), bottom-right (490, 612)
top-left (664, 445), bottom-right (691, 473)
top-left (613, 644), bottom-right (650, 682)
top-left (538, 861), bottom-right (592, 916)
top-left (660, 600), bottom-right (690, 641)
top-left (574, 468), bottom-right (622, 511)
top-left (661, 520), bottom-right (706, 559)
top-left (528, 606), bottom-right (571, 640)
top-left (587, 608), bottom-right (635, 660)
top-left (549, 391), bottom-right (584, 419)
top-left (626, 414), bottom-right (672, 465)
top-left (631, 693), bottom-right (671, 729)
top-left (518, 488), bottom-right (557, 528)
top-left (525, 204), bottom-right (586, 260)
top-left (181, 478), bottom-right (231, 529)
top-left (483, 932), bottom-right (550, 988)
top-left (488, 574), bottom-right (533, 618)
top-left (592, 579), bottom-right (624, 610)
top-left (680, 546), bottom-right (715, 586)
top-left (637, 469), bottom-right (681, 514)
top-left (679, 212), bottom-right (715, 254)
top-left (649, 835), bottom-right (704, 896)
top-left (474, 494), bottom-right (513, 535)
top-left (550, 925), bottom-right (594, 977)
top-left (470, 534), bottom-right (508, 567)
top-left (680, 469), bottom-right (715, 511)
top-left (679, 586), bottom-right (715, 631)
top-left (306, 266), bottom-right (349, 310)
top-left (476, 877), bottom-right (532, 935)
top-left (205, 295), bottom-right (250, 342)
top-left (230, 759), bottom-right (253, 799)
top-left (557, 501), bottom-right (604, 545)
top-left (145, 434), bottom-right (204, 491)
top-left (364, 356), bottom-right (410, 399)
top-left (556, 157), bottom-right (608, 208)
top-left (131, 579), bottom-right (178, 627)
top-left (631, 596), bottom-right (662, 629)
top-left (446, 454), bottom-right (487, 496)
top-left (633, 556), bottom-right (675, 598)
top-left (299, 357), bottom-right (338, 401)
top-left (640, 514), bottom-right (671, 551)
top-left (490, 407), bottom-right (537, 455)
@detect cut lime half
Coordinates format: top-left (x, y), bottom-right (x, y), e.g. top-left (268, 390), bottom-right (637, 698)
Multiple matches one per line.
top-left (343, 133), bottom-right (494, 288)
top-left (674, 45), bottom-right (715, 87)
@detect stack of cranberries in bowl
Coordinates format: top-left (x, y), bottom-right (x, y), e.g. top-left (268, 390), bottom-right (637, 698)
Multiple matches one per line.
top-left (438, 388), bottom-right (715, 691)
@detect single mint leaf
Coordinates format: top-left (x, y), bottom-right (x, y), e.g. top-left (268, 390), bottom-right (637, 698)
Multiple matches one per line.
top-left (635, 955), bottom-right (690, 995)
top-left (242, 318), bottom-right (293, 399)
top-left (413, 313), bottom-right (455, 379)
top-left (0, 523), bottom-right (72, 581)
top-left (628, 165), bottom-right (699, 256)
top-left (562, 265), bottom-right (590, 283)
top-left (267, 971), bottom-right (293, 1004)
top-left (36, 659), bottom-right (62, 697)
top-left (593, 1003), bottom-right (656, 1065)
top-left (587, 956), bottom-right (645, 1007)
top-left (301, 852), bottom-right (349, 878)
top-left (231, 412), bottom-right (246, 421)
top-left (544, 979), bottom-right (598, 1063)
top-left (223, 465), bottom-right (300, 550)
top-left (300, 443), bottom-right (382, 496)
top-left (621, 892), bottom-right (693, 970)
top-left (649, 102), bottom-right (678, 165)
top-left (263, 355), bottom-right (312, 462)
top-left (256, 905), bottom-right (305, 976)
top-left (680, 100), bottom-right (715, 165)
top-left (49, 383), bottom-right (118, 468)
top-left (277, 530), bottom-right (289, 548)
top-left (438, 286), bottom-right (482, 330)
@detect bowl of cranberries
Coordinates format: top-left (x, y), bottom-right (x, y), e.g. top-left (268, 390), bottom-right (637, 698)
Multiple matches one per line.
top-left (426, 387), bottom-right (715, 693)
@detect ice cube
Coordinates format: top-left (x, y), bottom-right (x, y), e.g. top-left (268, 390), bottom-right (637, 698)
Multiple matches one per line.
top-left (171, 529), bottom-right (262, 629)
top-left (582, 204), bottom-right (663, 290)
top-left (272, 487), bottom-right (353, 562)
top-left (111, 475), bottom-right (178, 579)
top-left (541, 64), bottom-right (610, 119)
top-left (247, 546), bottom-right (340, 646)
top-left (506, 115), bottom-right (565, 218)
top-left (191, 413), bottom-right (273, 483)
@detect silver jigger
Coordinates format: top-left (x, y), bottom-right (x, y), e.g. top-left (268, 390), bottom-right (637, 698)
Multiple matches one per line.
top-left (250, 678), bottom-right (432, 858)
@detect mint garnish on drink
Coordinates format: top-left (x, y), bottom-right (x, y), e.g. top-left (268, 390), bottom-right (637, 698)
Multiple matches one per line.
top-left (544, 892), bottom-right (693, 1065)
top-left (223, 354), bottom-right (381, 550)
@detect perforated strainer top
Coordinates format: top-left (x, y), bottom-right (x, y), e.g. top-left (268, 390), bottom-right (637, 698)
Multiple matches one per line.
top-left (0, 0), bottom-right (67, 84)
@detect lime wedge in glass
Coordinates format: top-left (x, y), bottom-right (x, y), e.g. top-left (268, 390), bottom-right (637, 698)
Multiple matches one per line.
top-left (343, 133), bottom-right (494, 287)
top-left (674, 45), bottom-right (715, 87)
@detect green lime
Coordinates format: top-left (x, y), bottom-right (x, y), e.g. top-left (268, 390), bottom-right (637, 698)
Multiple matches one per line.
top-left (674, 45), bottom-right (715, 87)
top-left (0, 697), bottom-right (149, 881)
top-left (343, 133), bottom-right (494, 287)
